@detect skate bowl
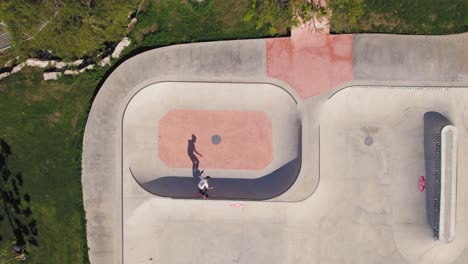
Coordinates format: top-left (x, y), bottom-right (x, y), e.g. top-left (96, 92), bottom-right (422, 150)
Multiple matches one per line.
top-left (123, 81), bottom-right (302, 200)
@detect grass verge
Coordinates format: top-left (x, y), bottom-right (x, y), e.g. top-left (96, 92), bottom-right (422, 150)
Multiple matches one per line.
top-left (0, 67), bottom-right (104, 263)
top-left (330, 0), bottom-right (467, 34)
top-left (131, 0), bottom-right (285, 49)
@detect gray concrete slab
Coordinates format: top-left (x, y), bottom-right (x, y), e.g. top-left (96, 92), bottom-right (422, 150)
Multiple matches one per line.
top-left (353, 33), bottom-right (468, 82)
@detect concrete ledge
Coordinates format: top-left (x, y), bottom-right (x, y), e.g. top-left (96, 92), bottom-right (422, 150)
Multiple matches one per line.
top-left (440, 125), bottom-right (458, 243)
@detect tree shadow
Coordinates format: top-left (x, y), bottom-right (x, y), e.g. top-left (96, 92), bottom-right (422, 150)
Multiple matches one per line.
top-left (0, 138), bottom-right (39, 248)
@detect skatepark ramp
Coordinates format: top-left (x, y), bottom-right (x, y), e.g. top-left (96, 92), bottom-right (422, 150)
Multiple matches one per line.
top-left (424, 112), bottom-right (458, 243)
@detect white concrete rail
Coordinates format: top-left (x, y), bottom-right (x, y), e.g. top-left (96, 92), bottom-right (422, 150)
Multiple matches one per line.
top-left (440, 125), bottom-right (458, 243)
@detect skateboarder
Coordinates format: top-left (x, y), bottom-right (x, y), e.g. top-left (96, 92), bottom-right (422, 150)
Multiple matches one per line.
top-left (198, 175), bottom-right (213, 199)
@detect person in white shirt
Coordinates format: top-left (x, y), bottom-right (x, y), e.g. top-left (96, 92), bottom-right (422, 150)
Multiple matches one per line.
top-left (198, 176), bottom-right (213, 198)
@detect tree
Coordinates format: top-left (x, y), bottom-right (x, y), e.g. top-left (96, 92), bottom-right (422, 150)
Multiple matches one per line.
top-left (328, 0), bottom-right (365, 32)
top-left (243, 0), bottom-right (329, 35)
top-left (243, 0), bottom-right (292, 35)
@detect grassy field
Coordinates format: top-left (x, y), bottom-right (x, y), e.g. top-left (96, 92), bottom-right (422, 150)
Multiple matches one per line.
top-left (0, 0), bottom-right (140, 60)
top-left (330, 0), bottom-right (467, 34)
top-left (0, 0), bottom-right (283, 263)
top-left (0, 67), bottom-right (103, 263)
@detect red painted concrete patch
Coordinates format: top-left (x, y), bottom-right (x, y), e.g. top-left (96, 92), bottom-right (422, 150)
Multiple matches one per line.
top-left (159, 109), bottom-right (272, 170)
top-left (266, 29), bottom-right (353, 99)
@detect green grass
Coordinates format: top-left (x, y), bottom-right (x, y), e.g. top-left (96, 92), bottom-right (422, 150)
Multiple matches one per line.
top-left (131, 0), bottom-right (284, 48)
top-left (0, 1), bottom-right (281, 263)
top-left (0, 67), bottom-right (103, 263)
top-left (1, 0), bottom-right (140, 60)
top-left (465, 9), bottom-right (468, 30)
top-left (330, 0), bottom-right (467, 34)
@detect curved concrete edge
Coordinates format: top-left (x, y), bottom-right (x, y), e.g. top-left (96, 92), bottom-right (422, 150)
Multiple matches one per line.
top-left (82, 38), bottom-right (319, 264)
top-left (82, 39), bottom-right (270, 264)
top-left (123, 81), bottom-right (300, 183)
top-left (322, 80), bottom-right (468, 101)
top-left (136, 156), bottom-right (301, 200)
top-left (117, 80), bottom-right (317, 202)
top-left (440, 125), bottom-right (458, 243)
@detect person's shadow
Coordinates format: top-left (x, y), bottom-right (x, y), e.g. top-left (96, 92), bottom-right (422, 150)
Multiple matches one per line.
top-left (187, 134), bottom-right (202, 174)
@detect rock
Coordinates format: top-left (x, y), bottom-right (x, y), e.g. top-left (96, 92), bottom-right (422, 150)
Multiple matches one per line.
top-left (0, 72), bottom-right (10, 80)
top-left (98, 56), bottom-right (111, 67)
top-left (49, 60), bottom-right (68, 69)
top-left (70, 59), bottom-right (84, 66)
top-left (111, 37), bottom-right (131, 59)
top-left (54, 61), bottom-right (67, 69)
top-left (26, 59), bottom-right (50, 68)
top-left (43, 72), bottom-right (62, 81)
top-left (64, 70), bottom-right (80, 75)
top-left (79, 64), bottom-right (95, 73)
top-left (128, 18), bottom-right (137, 31)
top-left (11, 62), bottom-right (25, 73)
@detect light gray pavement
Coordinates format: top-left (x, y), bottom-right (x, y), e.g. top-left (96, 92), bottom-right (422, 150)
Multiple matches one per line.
top-left (83, 33), bottom-right (468, 264)
top-left (353, 33), bottom-right (468, 82)
top-left (320, 86), bottom-right (468, 264)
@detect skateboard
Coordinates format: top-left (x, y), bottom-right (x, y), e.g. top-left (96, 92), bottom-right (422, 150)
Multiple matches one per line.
top-left (197, 191), bottom-right (208, 199)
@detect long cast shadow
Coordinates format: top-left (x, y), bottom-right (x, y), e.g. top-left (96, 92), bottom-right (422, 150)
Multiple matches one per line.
top-left (139, 129), bottom-right (302, 200)
top-left (187, 134), bottom-right (201, 173)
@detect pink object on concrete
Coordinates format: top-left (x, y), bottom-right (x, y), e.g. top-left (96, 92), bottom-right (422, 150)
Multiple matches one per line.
top-left (159, 109), bottom-right (273, 170)
top-left (229, 203), bottom-right (246, 208)
top-left (418, 176), bottom-right (426, 192)
top-left (266, 28), bottom-right (353, 99)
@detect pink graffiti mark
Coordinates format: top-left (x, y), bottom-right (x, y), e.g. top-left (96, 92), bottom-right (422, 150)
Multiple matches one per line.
top-left (229, 203), bottom-right (246, 208)
top-left (418, 176), bottom-right (426, 192)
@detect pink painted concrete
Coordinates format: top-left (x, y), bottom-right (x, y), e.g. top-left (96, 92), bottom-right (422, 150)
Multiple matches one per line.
top-left (266, 28), bottom-right (353, 99)
top-left (159, 109), bottom-right (273, 170)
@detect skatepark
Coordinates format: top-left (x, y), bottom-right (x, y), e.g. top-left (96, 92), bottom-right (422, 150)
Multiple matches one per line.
top-left (82, 30), bottom-right (468, 263)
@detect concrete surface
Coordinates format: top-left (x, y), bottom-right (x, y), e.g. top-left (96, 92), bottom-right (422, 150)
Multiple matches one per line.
top-left (353, 34), bottom-right (468, 82)
top-left (267, 28), bottom-right (353, 99)
top-left (321, 86), bottom-right (468, 264)
top-left (123, 81), bottom-right (303, 200)
top-left (82, 32), bottom-right (468, 264)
